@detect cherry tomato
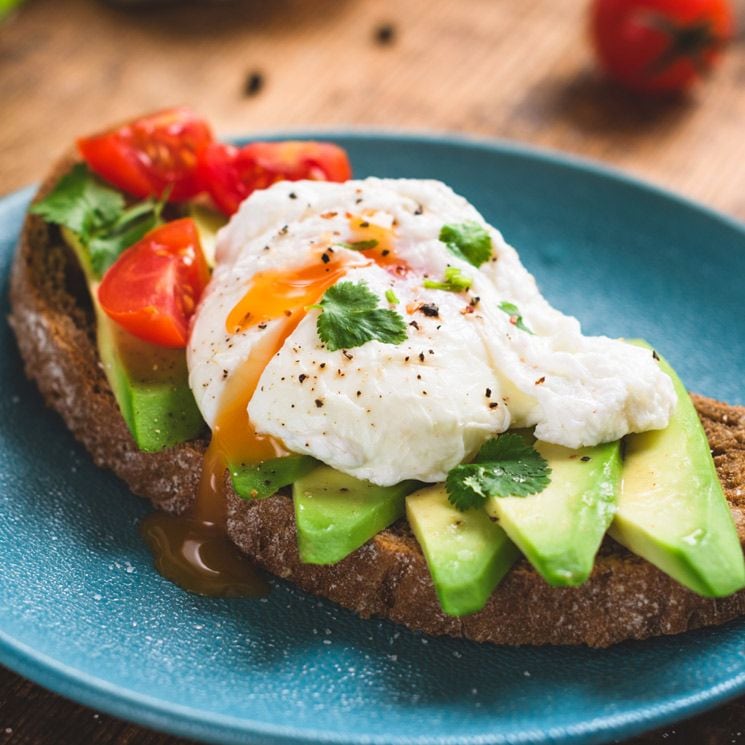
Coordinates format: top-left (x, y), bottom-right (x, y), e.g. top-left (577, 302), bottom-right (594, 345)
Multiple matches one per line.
top-left (199, 141), bottom-right (352, 215)
top-left (591, 0), bottom-right (733, 93)
top-left (98, 218), bottom-right (210, 348)
top-left (78, 108), bottom-right (214, 201)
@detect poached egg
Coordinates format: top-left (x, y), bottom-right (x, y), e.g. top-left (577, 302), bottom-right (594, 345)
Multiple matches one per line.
top-left (187, 178), bottom-right (676, 485)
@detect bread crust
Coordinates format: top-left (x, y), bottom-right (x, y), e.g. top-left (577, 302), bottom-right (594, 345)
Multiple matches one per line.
top-left (9, 158), bottom-right (745, 647)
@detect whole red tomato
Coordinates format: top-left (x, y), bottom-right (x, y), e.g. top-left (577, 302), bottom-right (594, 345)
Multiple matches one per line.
top-left (591, 0), bottom-right (733, 93)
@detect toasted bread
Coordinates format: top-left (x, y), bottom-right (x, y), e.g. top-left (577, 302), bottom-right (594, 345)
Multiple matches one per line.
top-left (9, 157), bottom-right (745, 647)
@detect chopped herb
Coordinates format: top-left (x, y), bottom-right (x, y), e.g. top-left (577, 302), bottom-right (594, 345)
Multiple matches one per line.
top-left (385, 289), bottom-right (399, 304)
top-left (311, 281), bottom-right (407, 351)
top-left (498, 301), bottom-right (534, 334)
top-left (439, 221), bottom-right (492, 268)
top-left (445, 433), bottom-right (551, 511)
top-left (423, 266), bottom-right (473, 292)
top-left (31, 163), bottom-right (165, 277)
top-left (337, 239), bottom-right (379, 251)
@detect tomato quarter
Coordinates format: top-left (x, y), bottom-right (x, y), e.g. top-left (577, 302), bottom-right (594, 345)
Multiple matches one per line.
top-left (98, 218), bottom-right (210, 348)
top-left (199, 140), bottom-right (352, 215)
top-left (591, 0), bottom-right (733, 93)
top-left (78, 108), bottom-right (214, 201)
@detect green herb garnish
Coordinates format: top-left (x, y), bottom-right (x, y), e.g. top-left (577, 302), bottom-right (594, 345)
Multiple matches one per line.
top-left (439, 221), bottom-right (492, 268)
top-left (31, 164), bottom-right (166, 278)
top-left (445, 433), bottom-right (551, 511)
top-left (423, 266), bottom-right (473, 293)
top-left (312, 281), bottom-right (408, 352)
top-left (385, 289), bottom-right (399, 305)
top-left (337, 239), bottom-right (379, 251)
top-left (498, 301), bottom-right (534, 334)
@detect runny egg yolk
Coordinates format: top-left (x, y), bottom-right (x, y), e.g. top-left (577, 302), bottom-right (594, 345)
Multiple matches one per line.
top-left (194, 217), bottom-right (407, 526)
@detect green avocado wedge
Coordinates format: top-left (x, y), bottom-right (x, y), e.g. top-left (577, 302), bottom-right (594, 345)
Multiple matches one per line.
top-left (231, 455), bottom-right (319, 500)
top-left (188, 203), bottom-right (227, 267)
top-left (62, 228), bottom-right (204, 452)
top-left (609, 341), bottom-right (745, 598)
top-left (407, 484), bottom-right (519, 616)
top-left (485, 438), bottom-right (621, 587)
top-left (294, 466), bottom-right (419, 565)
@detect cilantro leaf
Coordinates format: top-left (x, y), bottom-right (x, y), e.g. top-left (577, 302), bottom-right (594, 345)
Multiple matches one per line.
top-left (31, 163), bottom-right (124, 239)
top-left (337, 239), bottom-right (379, 251)
top-left (439, 221), bottom-right (492, 267)
top-left (423, 266), bottom-right (473, 292)
top-left (445, 433), bottom-right (551, 511)
top-left (30, 164), bottom-right (165, 278)
top-left (314, 281), bottom-right (408, 352)
top-left (498, 301), bottom-right (534, 334)
top-left (87, 198), bottom-right (164, 276)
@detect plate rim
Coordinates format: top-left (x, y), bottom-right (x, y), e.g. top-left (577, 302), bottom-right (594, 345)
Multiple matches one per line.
top-left (2, 130), bottom-right (745, 745)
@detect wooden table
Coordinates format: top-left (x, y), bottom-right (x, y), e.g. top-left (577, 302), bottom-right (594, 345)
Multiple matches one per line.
top-left (1, 0), bottom-right (745, 742)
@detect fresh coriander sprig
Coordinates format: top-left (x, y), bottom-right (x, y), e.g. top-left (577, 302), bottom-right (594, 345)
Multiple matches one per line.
top-left (446, 433), bottom-right (551, 511)
top-left (31, 163), bottom-right (166, 278)
top-left (423, 266), bottom-right (473, 293)
top-left (498, 301), bottom-right (534, 334)
top-left (439, 221), bottom-right (492, 268)
top-left (311, 281), bottom-right (408, 352)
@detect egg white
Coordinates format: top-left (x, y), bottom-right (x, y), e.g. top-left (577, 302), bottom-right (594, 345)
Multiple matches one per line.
top-left (187, 178), bottom-right (676, 485)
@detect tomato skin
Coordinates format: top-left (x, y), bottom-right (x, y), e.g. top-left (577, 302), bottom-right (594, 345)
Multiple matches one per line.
top-left (98, 218), bottom-right (210, 348)
top-left (199, 141), bottom-right (352, 215)
top-left (591, 0), bottom-right (733, 93)
top-left (78, 108), bottom-right (214, 201)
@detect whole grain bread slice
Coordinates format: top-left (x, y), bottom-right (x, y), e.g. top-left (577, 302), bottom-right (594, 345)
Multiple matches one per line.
top-left (9, 157), bottom-right (745, 647)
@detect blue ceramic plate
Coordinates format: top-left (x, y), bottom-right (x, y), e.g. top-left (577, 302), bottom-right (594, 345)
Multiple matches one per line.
top-left (1, 133), bottom-right (744, 745)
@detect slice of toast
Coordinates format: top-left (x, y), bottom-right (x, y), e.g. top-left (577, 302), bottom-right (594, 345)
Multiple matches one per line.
top-left (9, 157), bottom-right (745, 647)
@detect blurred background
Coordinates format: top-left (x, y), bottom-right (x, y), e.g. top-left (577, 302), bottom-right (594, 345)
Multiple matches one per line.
top-left (1, 0), bottom-right (745, 219)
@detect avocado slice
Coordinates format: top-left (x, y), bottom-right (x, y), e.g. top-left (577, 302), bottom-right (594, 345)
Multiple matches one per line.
top-left (293, 466), bottom-right (419, 564)
top-left (231, 455), bottom-right (319, 499)
top-left (63, 228), bottom-right (204, 452)
top-left (485, 438), bottom-right (621, 587)
top-left (187, 203), bottom-right (227, 267)
top-left (407, 484), bottom-right (519, 616)
top-left (609, 342), bottom-right (745, 598)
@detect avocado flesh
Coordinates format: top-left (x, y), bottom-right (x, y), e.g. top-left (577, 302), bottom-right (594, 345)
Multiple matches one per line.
top-left (293, 466), bottom-right (419, 565)
top-left (485, 439), bottom-right (621, 587)
top-left (231, 455), bottom-right (319, 500)
top-left (609, 342), bottom-right (745, 598)
top-left (187, 203), bottom-right (227, 267)
top-left (407, 484), bottom-right (519, 616)
top-left (62, 228), bottom-right (204, 452)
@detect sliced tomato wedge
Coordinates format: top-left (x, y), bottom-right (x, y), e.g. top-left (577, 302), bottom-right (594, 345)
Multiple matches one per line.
top-left (199, 140), bottom-right (352, 215)
top-left (98, 218), bottom-right (210, 348)
top-left (78, 108), bottom-right (214, 201)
